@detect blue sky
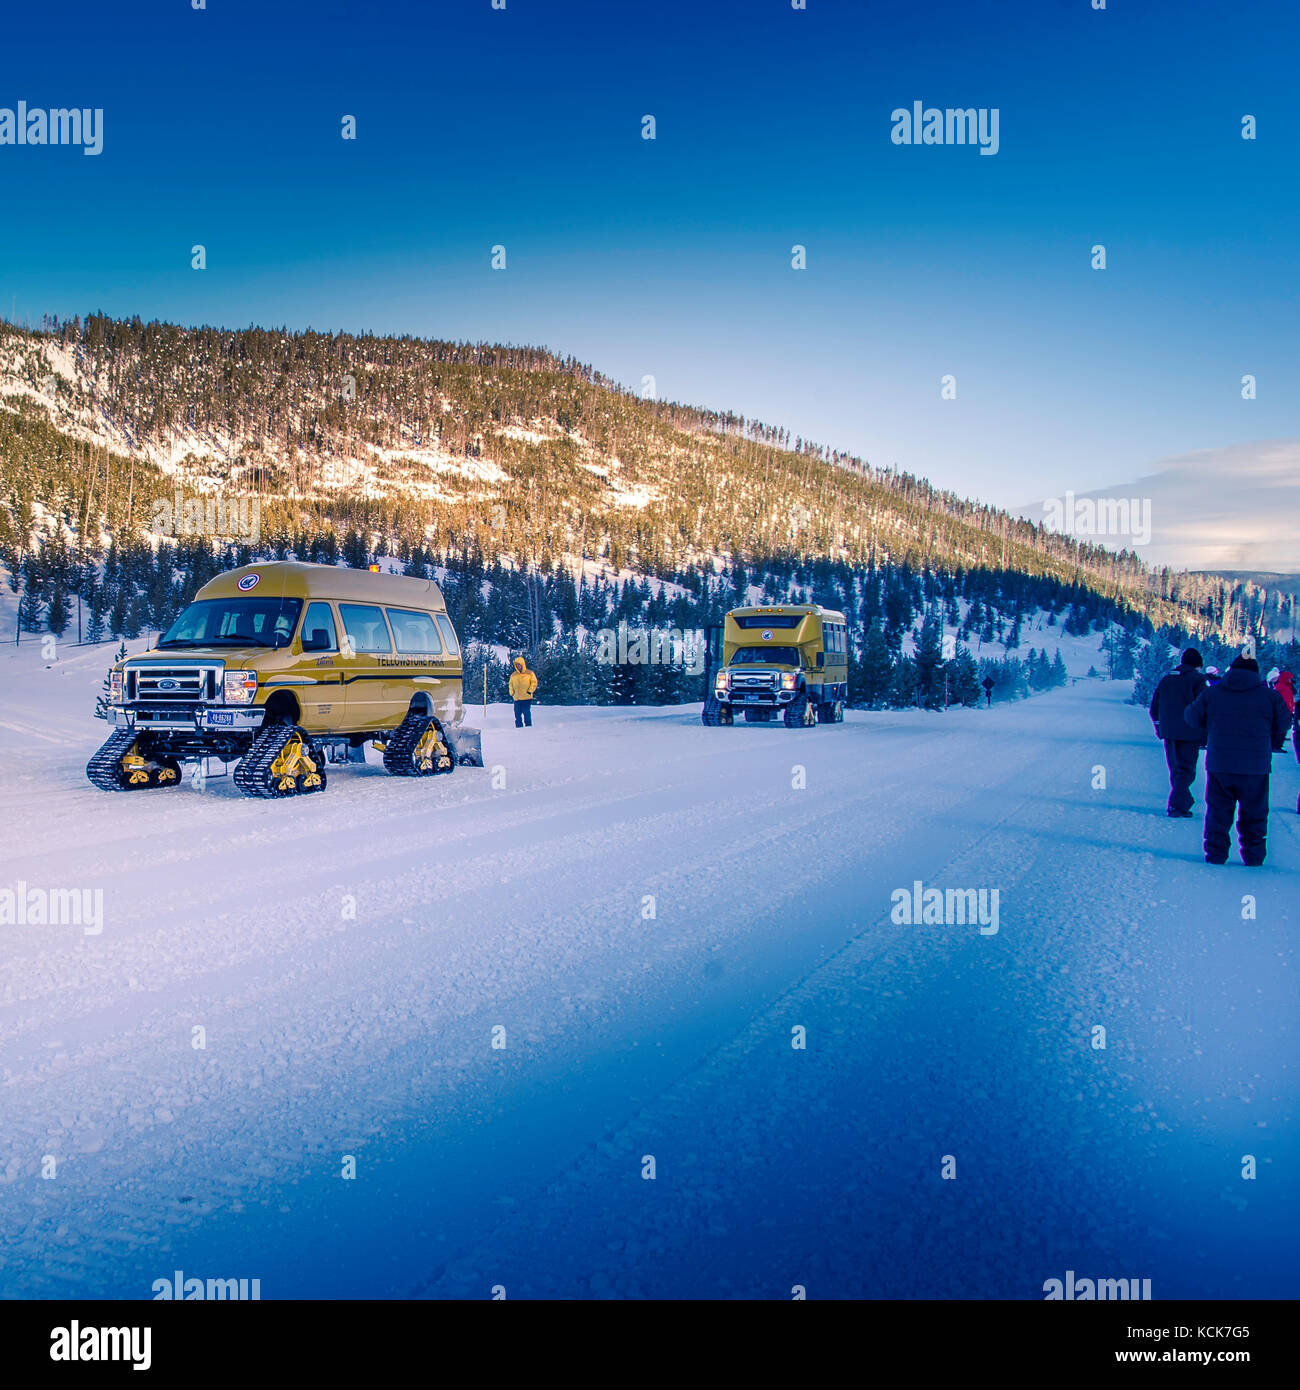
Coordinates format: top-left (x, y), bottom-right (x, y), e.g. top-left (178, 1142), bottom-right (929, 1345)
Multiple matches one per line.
top-left (1, 0), bottom-right (1297, 536)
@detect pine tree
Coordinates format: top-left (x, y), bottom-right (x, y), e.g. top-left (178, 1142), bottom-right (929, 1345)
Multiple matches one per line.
top-left (86, 584), bottom-right (106, 643)
top-left (1133, 638), bottom-right (1174, 707)
top-left (915, 610), bottom-right (945, 709)
top-left (109, 583), bottom-right (128, 638)
top-left (854, 625), bottom-right (893, 708)
top-left (1102, 626), bottom-right (1136, 681)
top-left (889, 654), bottom-right (918, 708)
top-left (949, 647), bottom-right (982, 706)
top-left (342, 530), bottom-right (369, 569)
top-left (46, 573), bottom-right (71, 636)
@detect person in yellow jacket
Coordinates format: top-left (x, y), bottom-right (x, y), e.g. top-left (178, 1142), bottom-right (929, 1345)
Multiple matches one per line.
top-left (509, 656), bottom-right (538, 727)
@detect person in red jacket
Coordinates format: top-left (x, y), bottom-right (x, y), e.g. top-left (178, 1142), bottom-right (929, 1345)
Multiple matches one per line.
top-left (1273, 669), bottom-right (1300, 813)
top-left (1268, 667), bottom-right (1295, 717)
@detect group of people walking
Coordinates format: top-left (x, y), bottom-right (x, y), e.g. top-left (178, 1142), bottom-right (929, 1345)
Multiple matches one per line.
top-left (1150, 649), bottom-right (1296, 866)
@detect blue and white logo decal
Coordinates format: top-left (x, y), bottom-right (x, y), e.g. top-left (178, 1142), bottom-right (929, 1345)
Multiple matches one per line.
top-left (158, 679), bottom-right (177, 690)
top-left (761, 629), bottom-right (772, 641)
top-left (237, 573), bottom-right (260, 591)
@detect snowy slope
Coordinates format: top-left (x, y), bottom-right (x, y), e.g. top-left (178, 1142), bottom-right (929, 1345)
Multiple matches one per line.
top-left (0, 639), bottom-right (1296, 1299)
top-left (892, 603), bottom-right (1111, 677)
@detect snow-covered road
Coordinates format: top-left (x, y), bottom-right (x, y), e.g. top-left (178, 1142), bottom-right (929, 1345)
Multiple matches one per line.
top-left (1, 641), bottom-right (1296, 1299)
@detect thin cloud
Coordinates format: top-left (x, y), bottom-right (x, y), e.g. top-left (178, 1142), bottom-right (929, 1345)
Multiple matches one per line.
top-left (1018, 440), bottom-right (1300, 574)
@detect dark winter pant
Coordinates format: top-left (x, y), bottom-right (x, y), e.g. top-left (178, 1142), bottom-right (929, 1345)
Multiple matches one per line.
top-left (514, 699), bottom-right (532, 728)
top-left (1204, 771), bottom-right (1270, 865)
top-left (1163, 739), bottom-right (1201, 815)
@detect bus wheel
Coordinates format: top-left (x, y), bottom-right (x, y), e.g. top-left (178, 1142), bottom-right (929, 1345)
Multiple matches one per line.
top-left (784, 694), bottom-right (814, 729)
top-left (151, 756), bottom-right (184, 786)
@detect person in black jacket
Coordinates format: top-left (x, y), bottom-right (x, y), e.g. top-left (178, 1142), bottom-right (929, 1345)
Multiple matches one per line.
top-left (1184, 656), bottom-right (1291, 866)
top-left (1294, 700), bottom-right (1300, 816)
top-left (1149, 648), bottom-right (1208, 817)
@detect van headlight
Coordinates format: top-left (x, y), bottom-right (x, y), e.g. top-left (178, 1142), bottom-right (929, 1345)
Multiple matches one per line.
top-left (781, 672), bottom-right (798, 690)
top-left (109, 670), bottom-right (123, 705)
top-left (223, 670), bottom-right (258, 705)
top-left (715, 670), bottom-right (730, 694)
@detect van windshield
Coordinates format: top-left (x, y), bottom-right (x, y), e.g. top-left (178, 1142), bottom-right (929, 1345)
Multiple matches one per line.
top-left (730, 646), bottom-right (801, 666)
top-left (159, 598), bottom-right (303, 649)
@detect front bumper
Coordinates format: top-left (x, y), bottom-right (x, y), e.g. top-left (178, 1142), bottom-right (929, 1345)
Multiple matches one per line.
top-left (718, 686), bottom-right (795, 707)
top-left (109, 705), bottom-right (264, 733)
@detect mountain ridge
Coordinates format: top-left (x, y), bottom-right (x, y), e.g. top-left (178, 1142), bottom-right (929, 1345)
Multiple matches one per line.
top-left (0, 314), bottom-right (1272, 637)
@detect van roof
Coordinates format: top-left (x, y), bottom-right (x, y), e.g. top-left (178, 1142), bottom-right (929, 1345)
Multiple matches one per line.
top-left (196, 562), bottom-right (448, 611)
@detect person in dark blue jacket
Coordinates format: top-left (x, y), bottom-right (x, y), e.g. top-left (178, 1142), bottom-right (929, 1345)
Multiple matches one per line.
top-left (1149, 648), bottom-right (1208, 817)
top-left (1184, 656), bottom-right (1291, 866)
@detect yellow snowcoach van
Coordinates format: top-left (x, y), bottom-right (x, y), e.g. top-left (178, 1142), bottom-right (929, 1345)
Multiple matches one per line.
top-left (703, 604), bottom-right (848, 727)
top-left (88, 562), bottom-right (482, 799)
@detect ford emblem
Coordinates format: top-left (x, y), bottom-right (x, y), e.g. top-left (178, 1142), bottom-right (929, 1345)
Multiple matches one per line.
top-left (158, 679), bottom-right (177, 690)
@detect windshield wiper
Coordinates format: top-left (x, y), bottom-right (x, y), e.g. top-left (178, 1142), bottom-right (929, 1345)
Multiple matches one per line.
top-left (160, 635), bottom-right (276, 648)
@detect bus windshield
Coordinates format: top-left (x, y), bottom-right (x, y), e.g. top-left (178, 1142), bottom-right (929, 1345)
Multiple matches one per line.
top-left (159, 598), bottom-right (303, 650)
top-left (730, 646), bottom-right (801, 666)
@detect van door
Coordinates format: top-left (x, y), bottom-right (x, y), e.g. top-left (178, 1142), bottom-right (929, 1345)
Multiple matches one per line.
top-left (296, 600), bottom-right (345, 727)
top-left (337, 602), bottom-right (394, 731)
top-left (383, 606), bottom-right (444, 725)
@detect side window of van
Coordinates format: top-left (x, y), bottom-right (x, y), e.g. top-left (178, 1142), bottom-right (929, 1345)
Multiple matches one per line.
top-left (300, 602), bottom-right (338, 652)
top-left (338, 603), bottom-right (392, 653)
top-left (434, 615), bottom-right (460, 656)
top-left (386, 608), bottom-right (443, 654)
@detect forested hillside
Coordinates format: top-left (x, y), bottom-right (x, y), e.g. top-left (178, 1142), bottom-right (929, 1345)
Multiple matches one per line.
top-left (1, 314), bottom-right (1291, 709)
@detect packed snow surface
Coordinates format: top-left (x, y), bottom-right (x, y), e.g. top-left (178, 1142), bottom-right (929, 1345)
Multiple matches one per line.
top-left (0, 639), bottom-right (1295, 1299)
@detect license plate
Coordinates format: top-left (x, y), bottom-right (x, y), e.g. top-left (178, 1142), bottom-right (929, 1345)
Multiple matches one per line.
top-left (206, 711), bottom-right (235, 726)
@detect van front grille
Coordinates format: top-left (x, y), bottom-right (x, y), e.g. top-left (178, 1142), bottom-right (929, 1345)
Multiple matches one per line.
top-left (127, 666), bottom-right (220, 704)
